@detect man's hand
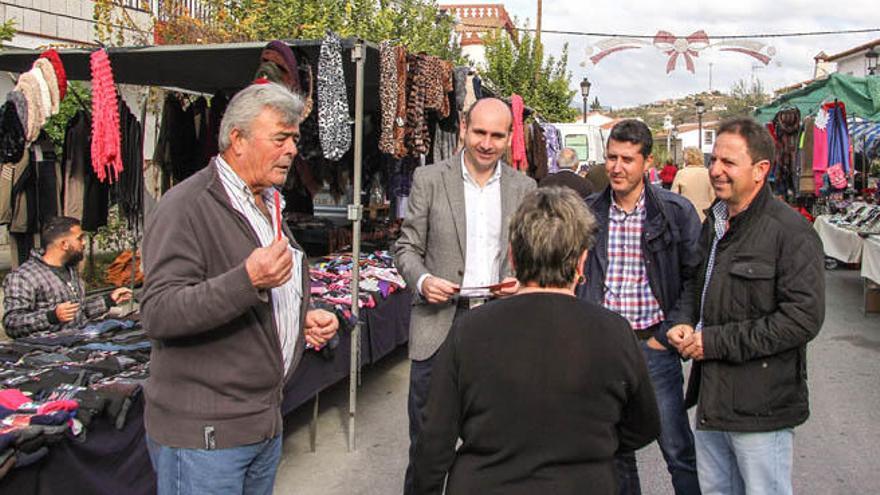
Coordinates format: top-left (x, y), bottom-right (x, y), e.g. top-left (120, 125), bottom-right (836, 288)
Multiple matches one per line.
top-left (246, 238), bottom-right (293, 289)
top-left (421, 275), bottom-right (459, 304)
top-left (491, 277), bottom-right (520, 298)
top-left (54, 301), bottom-right (80, 323)
top-left (680, 331), bottom-right (705, 361)
top-left (304, 309), bottom-right (339, 349)
top-left (110, 287), bottom-right (133, 305)
top-left (667, 324), bottom-right (695, 352)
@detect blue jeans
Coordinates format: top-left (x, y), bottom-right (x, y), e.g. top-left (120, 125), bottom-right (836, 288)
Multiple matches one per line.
top-left (616, 343), bottom-right (700, 495)
top-left (146, 434), bottom-right (282, 495)
top-left (695, 428), bottom-right (793, 495)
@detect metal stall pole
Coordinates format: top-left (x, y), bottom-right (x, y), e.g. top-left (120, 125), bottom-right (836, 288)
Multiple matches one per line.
top-left (347, 39), bottom-right (366, 453)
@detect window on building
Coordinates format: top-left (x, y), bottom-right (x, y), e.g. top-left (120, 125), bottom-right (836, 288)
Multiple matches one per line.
top-left (704, 130), bottom-right (715, 146)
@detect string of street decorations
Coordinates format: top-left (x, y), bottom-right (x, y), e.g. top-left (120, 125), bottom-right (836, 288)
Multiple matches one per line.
top-left (458, 24), bottom-right (880, 75)
top-left (586, 30), bottom-right (774, 74)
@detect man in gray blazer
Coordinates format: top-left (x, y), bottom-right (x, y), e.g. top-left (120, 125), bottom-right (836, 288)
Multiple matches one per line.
top-left (394, 97), bottom-right (536, 494)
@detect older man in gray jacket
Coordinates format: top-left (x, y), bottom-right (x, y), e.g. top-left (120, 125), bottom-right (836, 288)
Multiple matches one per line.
top-left (394, 97), bottom-right (536, 495)
top-left (142, 83), bottom-right (338, 495)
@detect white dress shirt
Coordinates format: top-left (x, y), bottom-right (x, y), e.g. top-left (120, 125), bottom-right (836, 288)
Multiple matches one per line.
top-left (417, 156), bottom-right (503, 297)
top-left (216, 156), bottom-right (303, 375)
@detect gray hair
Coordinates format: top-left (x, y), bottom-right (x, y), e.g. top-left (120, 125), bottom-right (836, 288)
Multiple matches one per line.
top-left (218, 83), bottom-right (305, 152)
top-left (557, 147), bottom-right (579, 169)
top-left (509, 187), bottom-right (597, 288)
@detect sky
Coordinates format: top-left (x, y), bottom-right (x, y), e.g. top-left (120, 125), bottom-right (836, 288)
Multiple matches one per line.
top-left (442, 0), bottom-right (880, 110)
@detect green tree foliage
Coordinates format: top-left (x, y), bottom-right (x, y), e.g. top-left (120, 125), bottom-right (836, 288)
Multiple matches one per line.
top-left (45, 82), bottom-right (91, 154)
top-left (721, 79), bottom-right (769, 119)
top-left (590, 96), bottom-right (602, 111)
top-left (156, 0), bottom-right (459, 60)
top-left (0, 19), bottom-right (15, 47)
top-left (480, 27), bottom-right (577, 122)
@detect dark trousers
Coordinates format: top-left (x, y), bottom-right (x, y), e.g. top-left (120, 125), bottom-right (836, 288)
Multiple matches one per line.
top-left (616, 341), bottom-right (701, 495)
top-left (403, 307), bottom-right (465, 495)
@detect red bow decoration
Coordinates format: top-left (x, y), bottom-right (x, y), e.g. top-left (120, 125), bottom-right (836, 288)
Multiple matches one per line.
top-left (653, 30), bottom-right (710, 73)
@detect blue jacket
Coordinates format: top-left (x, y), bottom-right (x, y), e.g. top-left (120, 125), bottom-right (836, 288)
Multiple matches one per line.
top-left (577, 184), bottom-right (702, 348)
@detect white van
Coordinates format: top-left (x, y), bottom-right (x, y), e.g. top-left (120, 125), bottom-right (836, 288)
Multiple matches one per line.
top-left (551, 123), bottom-right (607, 167)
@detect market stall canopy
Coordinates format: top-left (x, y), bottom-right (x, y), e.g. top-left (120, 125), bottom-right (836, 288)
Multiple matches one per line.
top-left (0, 39), bottom-right (380, 106)
top-left (755, 73), bottom-right (880, 124)
top-left (849, 118), bottom-right (880, 157)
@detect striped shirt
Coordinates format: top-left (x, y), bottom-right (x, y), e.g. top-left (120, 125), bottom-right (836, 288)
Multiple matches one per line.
top-left (216, 157), bottom-right (303, 375)
top-left (603, 190), bottom-right (664, 330)
top-left (696, 201), bottom-right (730, 331)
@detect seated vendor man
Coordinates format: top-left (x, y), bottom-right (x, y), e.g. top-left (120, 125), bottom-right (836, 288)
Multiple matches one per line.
top-left (2, 216), bottom-right (132, 338)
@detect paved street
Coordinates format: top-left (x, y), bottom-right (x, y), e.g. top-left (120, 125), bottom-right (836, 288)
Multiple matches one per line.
top-left (274, 268), bottom-right (880, 494)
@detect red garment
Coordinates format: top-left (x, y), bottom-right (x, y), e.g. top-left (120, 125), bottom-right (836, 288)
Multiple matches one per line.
top-left (0, 389), bottom-right (30, 410)
top-left (38, 49), bottom-right (67, 100)
top-left (37, 400), bottom-right (79, 415)
top-left (90, 49), bottom-right (123, 183)
top-left (510, 94), bottom-right (528, 172)
top-left (660, 164), bottom-right (678, 185)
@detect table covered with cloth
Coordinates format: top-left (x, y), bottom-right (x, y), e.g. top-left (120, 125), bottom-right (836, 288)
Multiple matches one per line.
top-left (0, 251), bottom-right (411, 494)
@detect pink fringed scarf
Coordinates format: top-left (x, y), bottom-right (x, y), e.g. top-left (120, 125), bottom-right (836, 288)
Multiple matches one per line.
top-left (90, 49), bottom-right (122, 183)
top-left (510, 94), bottom-right (528, 172)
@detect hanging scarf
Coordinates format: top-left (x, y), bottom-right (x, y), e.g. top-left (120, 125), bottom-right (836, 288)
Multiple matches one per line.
top-left (90, 49), bottom-right (123, 183)
top-left (317, 32), bottom-right (351, 161)
top-left (510, 94), bottom-right (528, 172)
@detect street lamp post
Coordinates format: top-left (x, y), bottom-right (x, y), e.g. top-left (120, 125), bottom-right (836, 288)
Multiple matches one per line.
top-left (695, 100), bottom-right (706, 155)
top-left (866, 47), bottom-right (879, 76)
top-left (580, 76), bottom-right (592, 123)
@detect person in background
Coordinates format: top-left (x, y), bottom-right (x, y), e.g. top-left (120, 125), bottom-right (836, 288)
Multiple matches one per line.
top-left (411, 187), bottom-right (659, 495)
top-left (672, 147), bottom-right (715, 222)
top-left (539, 147), bottom-right (594, 199)
top-left (3, 216), bottom-right (132, 339)
top-left (668, 118), bottom-right (825, 495)
top-left (393, 97), bottom-right (536, 495)
top-left (661, 159), bottom-right (679, 189)
top-left (141, 83), bottom-right (338, 495)
top-left (585, 160), bottom-right (610, 191)
top-left (578, 119), bottom-right (702, 495)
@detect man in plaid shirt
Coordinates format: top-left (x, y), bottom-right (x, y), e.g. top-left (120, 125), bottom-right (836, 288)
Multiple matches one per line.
top-left (578, 120), bottom-right (703, 495)
top-left (2, 216), bottom-right (132, 338)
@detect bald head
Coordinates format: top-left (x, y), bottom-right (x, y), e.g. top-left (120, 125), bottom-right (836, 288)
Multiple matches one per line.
top-left (460, 97), bottom-right (514, 173)
top-left (464, 97), bottom-right (513, 131)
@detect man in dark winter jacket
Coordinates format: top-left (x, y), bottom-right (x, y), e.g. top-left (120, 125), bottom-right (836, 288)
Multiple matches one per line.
top-left (668, 117), bottom-right (825, 495)
top-left (578, 119), bottom-right (702, 495)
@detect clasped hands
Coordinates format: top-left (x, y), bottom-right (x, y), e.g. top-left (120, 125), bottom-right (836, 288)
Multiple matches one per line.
top-left (667, 324), bottom-right (704, 361)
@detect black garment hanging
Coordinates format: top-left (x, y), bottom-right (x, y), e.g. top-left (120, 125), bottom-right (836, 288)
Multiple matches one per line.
top-left (114, 99), bottom-right (143, 235)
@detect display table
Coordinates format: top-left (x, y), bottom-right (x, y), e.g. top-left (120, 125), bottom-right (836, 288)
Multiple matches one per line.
top-left (814, 215), bottom-right (865, 263)
top-left (1, 289), bottom-right (412, 494)
top-left (860, 236), bottom-right (880, 314)
top-left (861, 236), bottom-right (880, 284)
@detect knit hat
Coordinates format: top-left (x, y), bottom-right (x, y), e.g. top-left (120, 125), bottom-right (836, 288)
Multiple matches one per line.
top-left (14, 71), bottom-right (45, 141)
top-left (29, 67), bottom-right (52, 120)
top-left (6, 90), bottom-right (28, 131)
top-left (34, 58), bottom-right (59, 115)
top-left (0, 103), bottom-right (26, 164)
top-left (261, 40), bottom-right (301, 93)
top-left (39, 49), bottom-right (66, 100)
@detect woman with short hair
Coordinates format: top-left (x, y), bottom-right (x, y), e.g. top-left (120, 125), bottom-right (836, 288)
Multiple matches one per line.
top-left (411, 187), bottom-right (660, 495)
